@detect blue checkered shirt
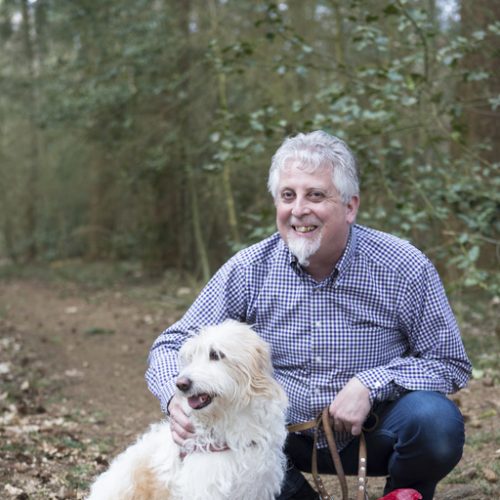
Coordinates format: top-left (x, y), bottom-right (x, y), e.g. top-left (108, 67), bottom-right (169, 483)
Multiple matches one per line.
top-left (146, 224), bottom-right (471, 450)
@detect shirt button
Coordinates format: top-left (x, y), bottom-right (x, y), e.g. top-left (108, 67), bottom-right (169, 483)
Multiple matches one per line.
top-left (314, 321), bottom-right (322, 328)
top-left (315, 356), bottom-right (322, 364)
top-left (374, 381), bottom-right (382, 389)
top-left (314, 387), bottom-right (321, 395)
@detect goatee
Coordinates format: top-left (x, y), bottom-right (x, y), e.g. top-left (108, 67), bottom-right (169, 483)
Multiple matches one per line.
top-left (287, 233), bottom-right (322, 267)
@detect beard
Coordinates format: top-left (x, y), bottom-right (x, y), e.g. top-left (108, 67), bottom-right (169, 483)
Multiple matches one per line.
top-left (286, 231), bottom-right (322, 267)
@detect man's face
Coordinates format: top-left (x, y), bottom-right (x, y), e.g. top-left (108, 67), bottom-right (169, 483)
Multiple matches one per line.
top-left (275, 161), bottom-right (359, 272)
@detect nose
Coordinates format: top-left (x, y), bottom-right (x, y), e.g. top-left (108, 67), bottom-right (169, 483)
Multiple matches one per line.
top-left (176, 376), bottom-right (192, 392)
top-left (291, 196), bottom-right (311, 217)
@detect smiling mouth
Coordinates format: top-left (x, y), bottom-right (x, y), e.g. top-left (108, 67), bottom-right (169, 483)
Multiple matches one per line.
top-left (188, 393), bottom-right (213, 410)
top-left (293, 225), bottom-right (317, 233)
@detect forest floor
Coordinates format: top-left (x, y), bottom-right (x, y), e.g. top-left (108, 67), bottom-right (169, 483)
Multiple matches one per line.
top-left (0, 262), bottom-right (499, 499)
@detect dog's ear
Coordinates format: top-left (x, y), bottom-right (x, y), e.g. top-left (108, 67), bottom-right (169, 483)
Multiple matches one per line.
top-left (220, 321), bottom-right (286, 406)
top-left (245, 342), bottom-right (285, 403)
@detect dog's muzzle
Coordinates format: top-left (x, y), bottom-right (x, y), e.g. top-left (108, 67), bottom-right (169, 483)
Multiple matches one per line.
top-left (176, 376), bottom-right (214, 410)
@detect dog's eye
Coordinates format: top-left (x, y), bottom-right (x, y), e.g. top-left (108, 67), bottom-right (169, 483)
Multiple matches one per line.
top-left (209, 349), bottom-right (225, 361)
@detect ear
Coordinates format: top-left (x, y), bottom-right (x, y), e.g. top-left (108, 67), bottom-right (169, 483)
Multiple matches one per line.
top-left (345, 195), bottom-right (360, 224)
top-left (247, 344), bottom-right (280, 401)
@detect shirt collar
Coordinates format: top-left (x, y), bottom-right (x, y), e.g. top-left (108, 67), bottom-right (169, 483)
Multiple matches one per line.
top-left (335, 224), bottom-right (357, 277)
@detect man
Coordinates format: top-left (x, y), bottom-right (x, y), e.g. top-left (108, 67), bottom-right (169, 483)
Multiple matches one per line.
top-left (146, 131), bottom-right (471, 499)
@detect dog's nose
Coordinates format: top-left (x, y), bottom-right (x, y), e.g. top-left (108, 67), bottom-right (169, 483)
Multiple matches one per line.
top-left (176, 376), bottom-right (192, 392)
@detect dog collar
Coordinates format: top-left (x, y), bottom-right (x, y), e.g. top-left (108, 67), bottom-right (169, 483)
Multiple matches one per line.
top-left (180, 444), bottom-right (230, 459)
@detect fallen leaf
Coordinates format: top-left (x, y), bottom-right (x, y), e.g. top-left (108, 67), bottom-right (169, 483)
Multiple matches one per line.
top-left (479, 409), bottom-right (497, 419)
top-left (483, 467), bottom-right (498, 482)
top-left (4, 484), bottom-right (24, 495)
top-left (457, 466), bottom-right (477, 480)
top-left (468, 418), bottom-right (482, 428)
top-left (439, 484), bottom-right (482, 500)
top-left (0, 361), bottom-right (11, 374)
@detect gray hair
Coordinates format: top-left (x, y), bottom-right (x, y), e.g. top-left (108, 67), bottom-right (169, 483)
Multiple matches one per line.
top-left (267, 131), bottom-right (359, 204)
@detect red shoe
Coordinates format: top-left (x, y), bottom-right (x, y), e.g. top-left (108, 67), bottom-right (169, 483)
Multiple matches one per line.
top-left (377, 489), bottom-right (422, 500)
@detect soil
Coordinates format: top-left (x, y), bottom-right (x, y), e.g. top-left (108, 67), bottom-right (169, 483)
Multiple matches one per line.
top-left (0, 275), bottom-right (499, 499)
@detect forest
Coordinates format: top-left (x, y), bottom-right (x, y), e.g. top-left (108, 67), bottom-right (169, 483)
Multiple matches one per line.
top-left (0, 0), bottom-right (498, 292)
top-left (0, 2), bottom-right (499, 498)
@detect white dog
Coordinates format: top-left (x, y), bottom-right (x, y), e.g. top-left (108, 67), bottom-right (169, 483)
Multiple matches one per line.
top-left (87, 320), bottom-right (288, 500)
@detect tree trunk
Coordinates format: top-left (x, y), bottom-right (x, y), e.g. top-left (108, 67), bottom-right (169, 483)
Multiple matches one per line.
top-left (209, 0), bottom-right (240, 246)
top-left (177, 0), bottom-right (211, 280)
top-left (460, 0), bottom-right (499, 162)
top-left (20, 0), bottom-right (40, 261)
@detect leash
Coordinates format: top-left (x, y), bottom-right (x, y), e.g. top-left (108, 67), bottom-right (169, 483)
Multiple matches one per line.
top-left (287, 407), bottom-right (377, 500)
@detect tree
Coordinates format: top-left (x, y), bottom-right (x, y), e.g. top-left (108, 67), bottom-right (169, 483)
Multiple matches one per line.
top-left (0, 0), bottom-right (497, 294)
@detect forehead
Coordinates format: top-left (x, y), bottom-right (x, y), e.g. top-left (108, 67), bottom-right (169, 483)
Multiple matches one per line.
top-left (278, 160), bottom-right (334, 189)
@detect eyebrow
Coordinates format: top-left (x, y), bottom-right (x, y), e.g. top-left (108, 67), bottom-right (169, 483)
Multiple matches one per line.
top-left (280, 184), bottom-right (328, 189)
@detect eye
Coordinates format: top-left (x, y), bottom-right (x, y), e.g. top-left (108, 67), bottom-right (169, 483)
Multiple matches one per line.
top-left (209, 349), bottom-right (225, 361)
top-left (280, 189), bottom-right (295, 202)
top-left (308, 191), bottom-right (325, 201)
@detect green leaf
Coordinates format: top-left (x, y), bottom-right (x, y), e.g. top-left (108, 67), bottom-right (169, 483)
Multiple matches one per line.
top-left (401, 96), bottom-right (417, 106)
top-left (387, 70), bottom-right (403, 82)
top-left (85, 327), bottom-right (115, 336)
top-left (465, 71), bottom-right (490, 82)
top-left (488, 95), bottom-right (500, 111)
top-left (471, 30), bottom-right (486, 41)
top-left (488, 21), bottom-right (500, 35)
top-left (383, 5), bottom-right (399, 16)
top-left (468, 246), bottom-right (480, 263)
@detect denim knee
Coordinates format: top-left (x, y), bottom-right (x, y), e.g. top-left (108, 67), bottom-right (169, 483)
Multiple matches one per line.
top-left (391, 391), bottom-right (464, 475)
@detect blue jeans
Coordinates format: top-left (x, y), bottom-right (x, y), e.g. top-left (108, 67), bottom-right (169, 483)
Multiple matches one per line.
top-left (277, 391), bottom-right (465, 500)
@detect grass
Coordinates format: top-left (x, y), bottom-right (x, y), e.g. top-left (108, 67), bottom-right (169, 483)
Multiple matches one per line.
top-left (84, 327), bottom-right (115, 336)
top-left (466, 429), bottom-right (500, 447)
top-left (0, 260), bottom-right (146, 289)
top-left (65, 463), bottom-right (95, 491)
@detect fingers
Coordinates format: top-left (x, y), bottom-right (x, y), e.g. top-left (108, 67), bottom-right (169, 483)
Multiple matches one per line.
top-left (333, 418), bottom-right (348, 434)
top-left (350, 423), bottom-right (362, 436)
top-left (332, 418), bottom-right (358, 435)
top-left (170, 418), bottom-right (195, 446)
top-left (168, 395), bottom-right (196, 446)
top-left (328, 377), bottom-right (372, 436)
top-left (329, 401), bottom-right (366, 434)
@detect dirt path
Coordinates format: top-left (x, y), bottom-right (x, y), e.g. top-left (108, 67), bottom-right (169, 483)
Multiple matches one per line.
top-left (1, 279), bottom-right (165, 430)
top-left (1, 277), bottom-right (498, 499)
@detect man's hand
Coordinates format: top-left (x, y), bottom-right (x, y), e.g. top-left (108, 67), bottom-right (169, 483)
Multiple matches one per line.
top-left (168, 394), bottom-right (196, 446)
top-left (328, 377), bottom-right (371, 436)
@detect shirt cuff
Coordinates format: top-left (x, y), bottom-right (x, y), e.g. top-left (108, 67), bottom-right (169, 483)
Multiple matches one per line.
top-left (158, 379), bottom-right (178, 415)
top-left (356, 368), bottom-right (395, 405)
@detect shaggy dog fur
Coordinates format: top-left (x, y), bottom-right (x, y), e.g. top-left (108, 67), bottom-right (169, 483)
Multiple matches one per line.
top-left (87, 320), bottom-right (288, 500)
